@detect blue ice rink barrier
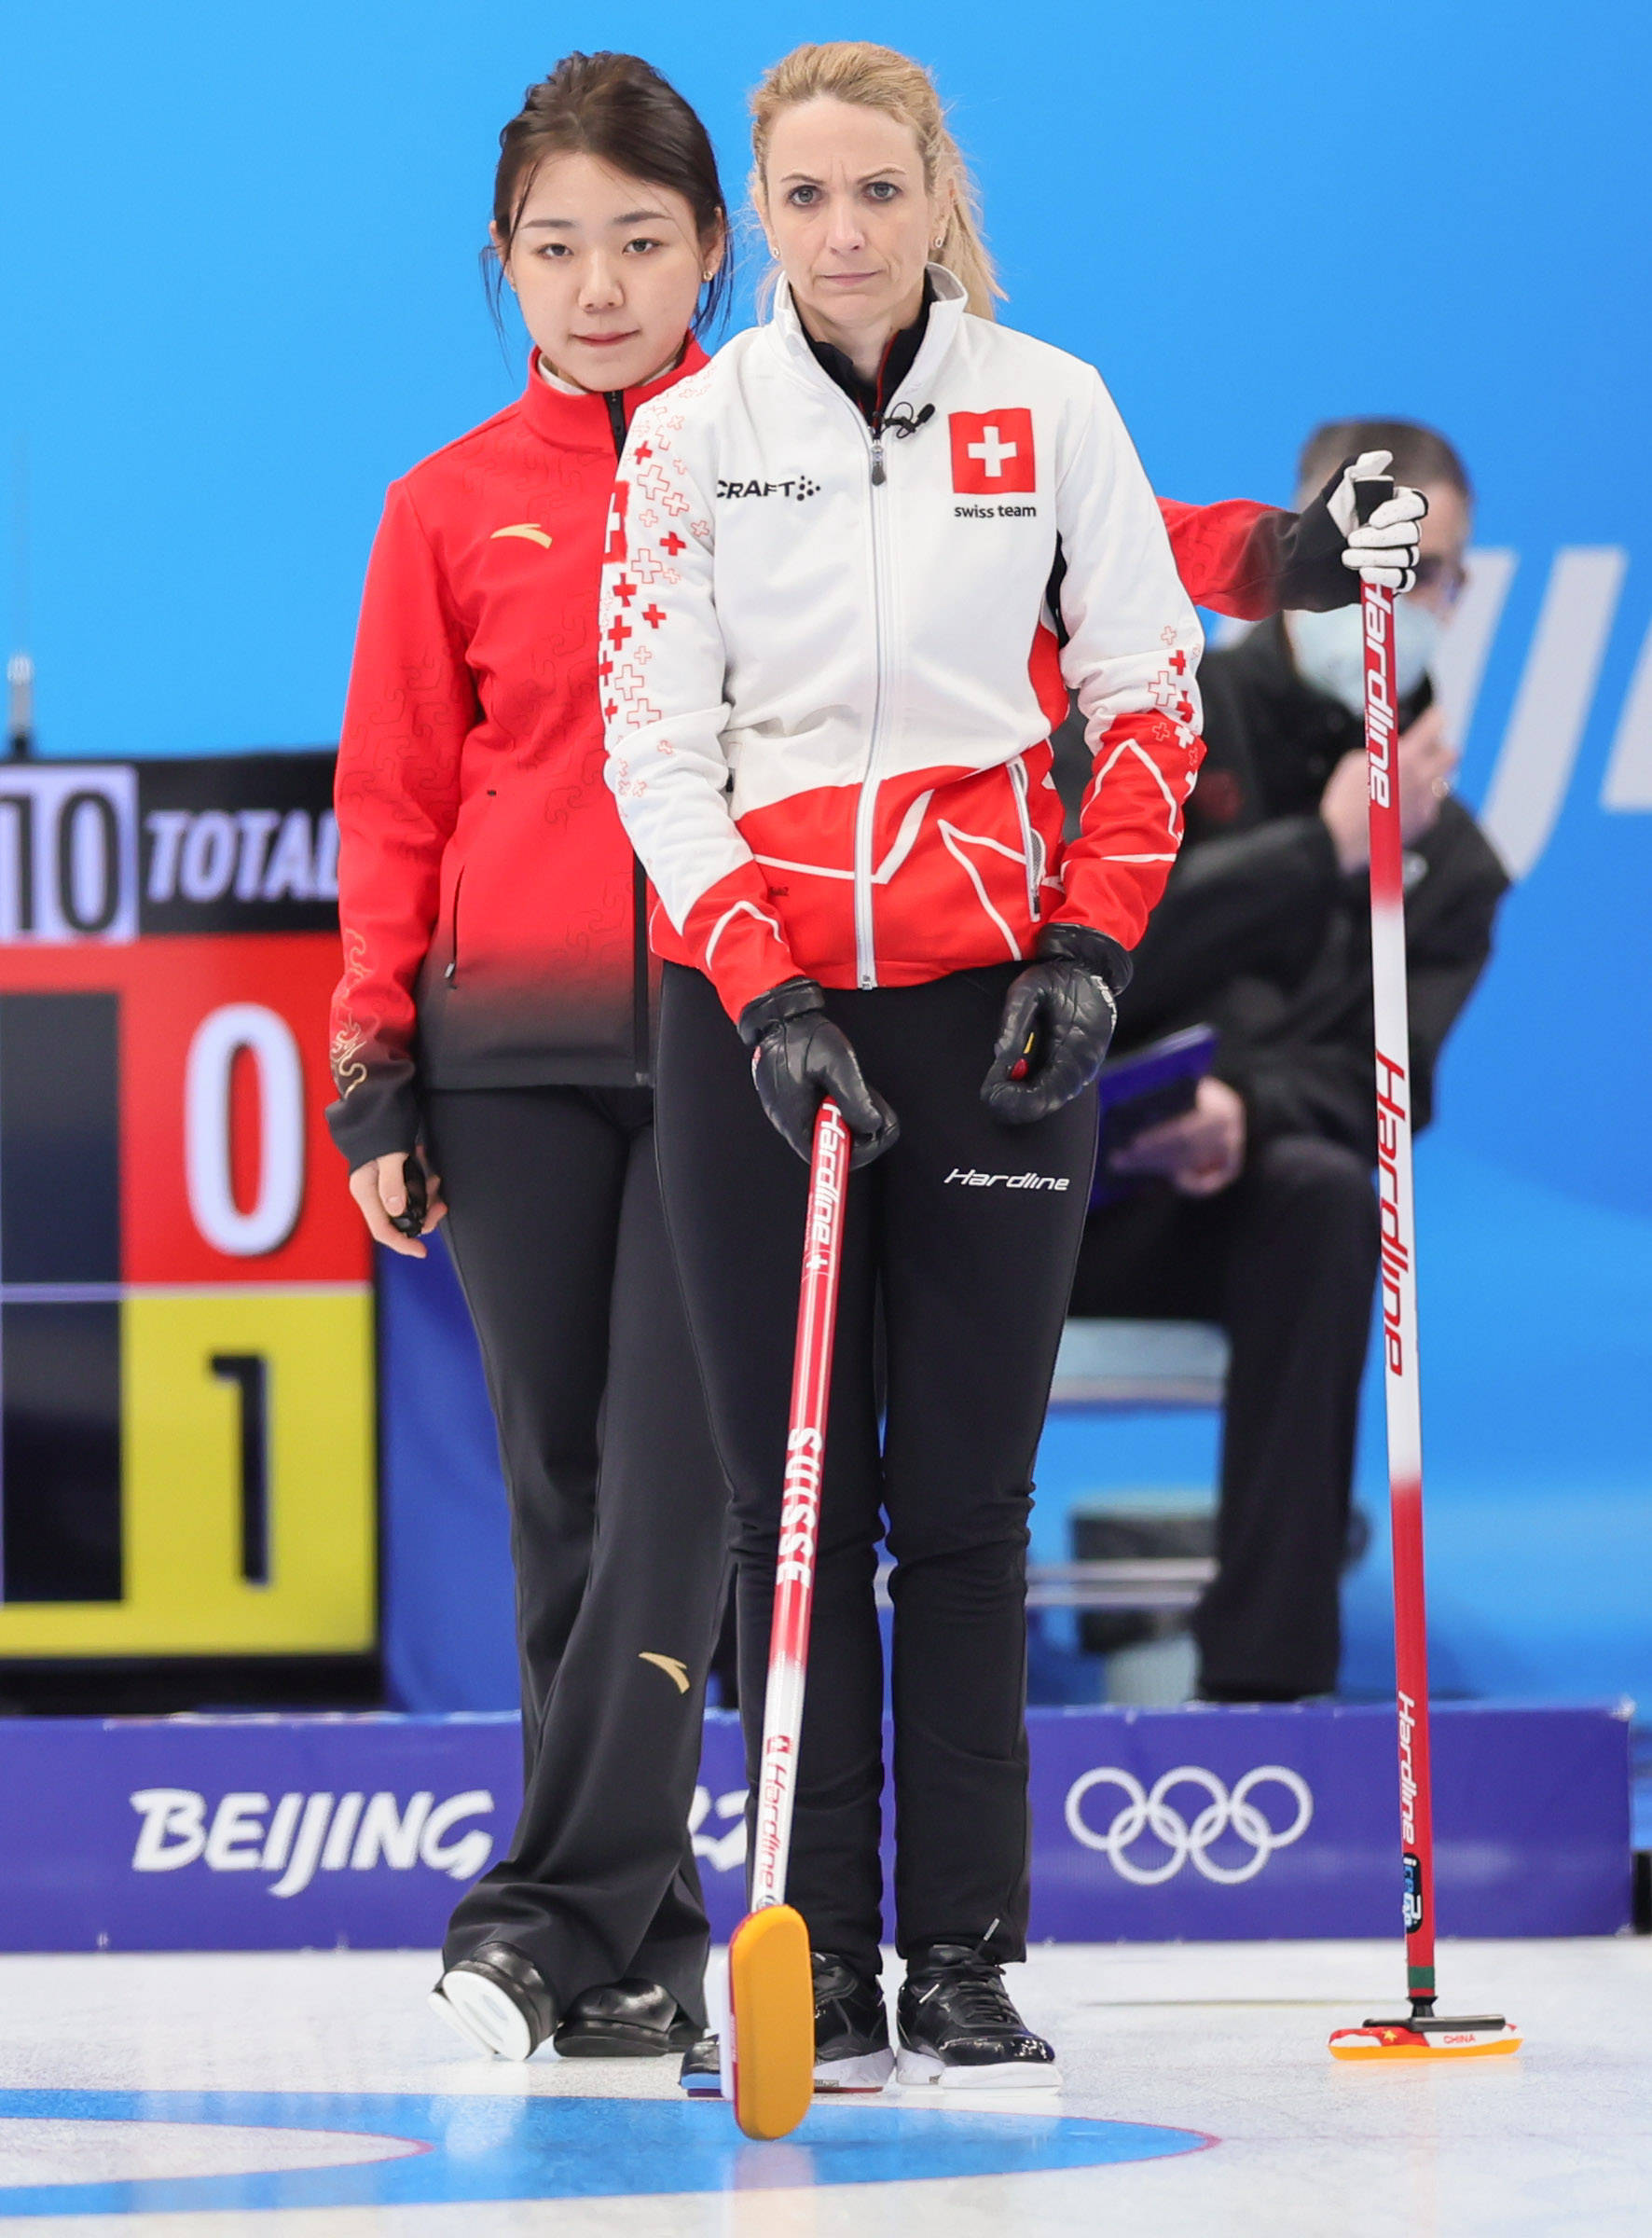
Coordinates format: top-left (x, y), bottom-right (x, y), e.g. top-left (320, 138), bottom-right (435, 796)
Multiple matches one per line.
top-left (0, 1702), bottom-right (1628, 1951)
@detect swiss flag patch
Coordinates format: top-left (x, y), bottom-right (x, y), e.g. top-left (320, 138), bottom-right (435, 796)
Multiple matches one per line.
top-left (949, 409), bottom-right (1036, 495)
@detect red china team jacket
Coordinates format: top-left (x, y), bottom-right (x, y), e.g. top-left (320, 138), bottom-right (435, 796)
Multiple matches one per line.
top-left (328, 338), bottom-right (1296, 1166)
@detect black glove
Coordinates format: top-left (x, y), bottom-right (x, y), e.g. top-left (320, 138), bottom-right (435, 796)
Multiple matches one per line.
top-left (981, 924), bottom-right (1131, 1125)
top-left (738, 977), bottom-right (900, 1169)
top-left (1276, 449), bottom-right (1426, 610)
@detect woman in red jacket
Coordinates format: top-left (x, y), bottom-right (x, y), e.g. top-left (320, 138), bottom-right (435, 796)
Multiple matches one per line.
top-left (329, 53), bottom-right (736, 2066)
top-left (328, 48), bottom-right (1421, 2072)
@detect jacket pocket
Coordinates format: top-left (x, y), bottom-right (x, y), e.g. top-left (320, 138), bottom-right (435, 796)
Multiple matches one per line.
top-left (442, 868), bottom-right (465, 986)
top-left (1008, 756), bottom-right (1043, 923)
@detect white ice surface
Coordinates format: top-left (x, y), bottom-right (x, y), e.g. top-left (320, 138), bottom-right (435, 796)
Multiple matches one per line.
top-left (0, 2117), bottom-right (425, 2185)
top-left (0, 1938), bottom-right (1645, 2236)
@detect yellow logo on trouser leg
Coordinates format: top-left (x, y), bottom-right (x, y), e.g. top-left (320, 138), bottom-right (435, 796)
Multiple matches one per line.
top-left (640, 1652), bottom-right (690, 1693)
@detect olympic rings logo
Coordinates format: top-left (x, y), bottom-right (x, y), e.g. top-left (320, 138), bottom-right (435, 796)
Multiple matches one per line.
top-left (1063, 1764), bottom-right (1314, 1886)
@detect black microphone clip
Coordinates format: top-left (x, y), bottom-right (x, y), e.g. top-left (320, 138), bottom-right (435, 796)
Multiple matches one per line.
top-left (883, 402), bottom-right (935, 441)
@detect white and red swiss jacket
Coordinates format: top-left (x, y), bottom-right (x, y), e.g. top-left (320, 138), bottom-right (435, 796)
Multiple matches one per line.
top-left (600, 269), bottom-right (1204, 1022)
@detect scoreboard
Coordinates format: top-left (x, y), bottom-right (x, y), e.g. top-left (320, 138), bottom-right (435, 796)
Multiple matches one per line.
top-left (0, 752), bottom-right (373, 1657)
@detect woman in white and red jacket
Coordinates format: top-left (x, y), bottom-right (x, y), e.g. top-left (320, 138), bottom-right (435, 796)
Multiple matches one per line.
top-left (601, 41), bottom-right (1420, 2093)
top-left (334, 53), bottom-right (1418, 2086)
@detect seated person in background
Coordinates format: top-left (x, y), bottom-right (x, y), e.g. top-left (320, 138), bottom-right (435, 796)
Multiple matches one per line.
top-left (1067, 417), bottom-right (1509, 1705)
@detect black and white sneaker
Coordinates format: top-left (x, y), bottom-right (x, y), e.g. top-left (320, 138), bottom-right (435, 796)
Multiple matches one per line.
top-left (812, 1951), bottom-right (894, 2091)
top-left (679, 1955), bottom-right (894, 2094)
top-left (430, 1941), bottom-right (558, 2062)
top-left (896, 1942), bottom-right (1061, 2089)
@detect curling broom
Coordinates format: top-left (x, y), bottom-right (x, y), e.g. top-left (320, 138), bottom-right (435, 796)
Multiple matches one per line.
top-left (728, 1098), bottom-right (852, 2137)
top-left (1328, 489), bottom-right (1521, 2064)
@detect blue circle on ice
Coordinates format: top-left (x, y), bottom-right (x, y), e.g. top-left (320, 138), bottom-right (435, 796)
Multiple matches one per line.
top-left (0, 2089), bottom-right (1209, 2212)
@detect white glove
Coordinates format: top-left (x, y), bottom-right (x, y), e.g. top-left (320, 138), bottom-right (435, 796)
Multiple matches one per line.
top-left (1326, 449), bottom-right (1428, 592)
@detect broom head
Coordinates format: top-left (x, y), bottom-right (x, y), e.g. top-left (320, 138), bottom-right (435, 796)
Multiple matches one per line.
top-left (1329, 2014), bottom-right (1521, 2061)
top-left (729, 1903), bottom-right (814, 2138)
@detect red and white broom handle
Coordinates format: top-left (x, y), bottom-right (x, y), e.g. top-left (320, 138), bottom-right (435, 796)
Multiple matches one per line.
top-left (1361, 560), bottom-right (1439, 2010)
top-left (749, 1098), bottom-right (852, 1913)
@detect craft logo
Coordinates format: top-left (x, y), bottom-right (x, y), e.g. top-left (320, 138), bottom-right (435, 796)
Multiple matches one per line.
top-left (949, 410), bottom-right (1036, 496)
top-left (129, 1788), bottom-right (496, 1900)
top-left (715, 476), bottom-right (821, 502)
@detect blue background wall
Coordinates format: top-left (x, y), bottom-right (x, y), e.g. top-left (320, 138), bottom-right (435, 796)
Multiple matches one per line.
top-left (4, 2), bottom-right (1648, 1708)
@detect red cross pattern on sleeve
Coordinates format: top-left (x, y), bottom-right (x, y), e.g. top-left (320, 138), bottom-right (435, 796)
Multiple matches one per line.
top-left (949, 409), bottom-right (1036, 496)
top-left (1151, 661), bottom-right (1197, 731)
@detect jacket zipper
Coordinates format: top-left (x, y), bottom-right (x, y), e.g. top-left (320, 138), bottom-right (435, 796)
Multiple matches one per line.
top-left (1009, 754), bottom-right (1042, 922)
top-left (606, 387), bottom-right (653, 1080)
top-left (812, 328), bottom-right (920, 984)
top-left (854, 415), bottom-right (894, 986)
top-left (443, 868), bottom-right (464, 984)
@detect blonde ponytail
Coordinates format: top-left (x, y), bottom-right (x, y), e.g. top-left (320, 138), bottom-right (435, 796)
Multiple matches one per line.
top-left (749, 42), bottom-right (1002, 320)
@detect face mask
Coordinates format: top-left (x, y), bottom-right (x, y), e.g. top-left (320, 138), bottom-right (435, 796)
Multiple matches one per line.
top-left (1288, 600), bottom-right (1442, 718)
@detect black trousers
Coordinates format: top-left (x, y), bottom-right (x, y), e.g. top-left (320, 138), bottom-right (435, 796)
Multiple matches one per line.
top-left (1070, 1134), bottom-right (1381, 1699)
top-left (655, 962), bottom-right (1096, 1980)
top-left (425, 1085), bottom-right (730, 2024)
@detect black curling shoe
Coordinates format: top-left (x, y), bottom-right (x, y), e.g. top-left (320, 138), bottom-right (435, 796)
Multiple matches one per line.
top-left (678, 2032), bottom-right (723, 2095)
top-left (895, 1943), bottom-right (1062, 2089)
top-left (674, 1958), bottom-right (894, 2096)
top-left (430, 1941), bottom-right (558, 2063)
top-left (553, 1979), bottom-right (702, 2059)
top-left (812, 1951), bottom-right (894, 2091)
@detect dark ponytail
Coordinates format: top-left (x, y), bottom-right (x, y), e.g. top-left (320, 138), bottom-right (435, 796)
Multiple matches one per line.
top-left (487, 53), bottom-right (733, 337)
